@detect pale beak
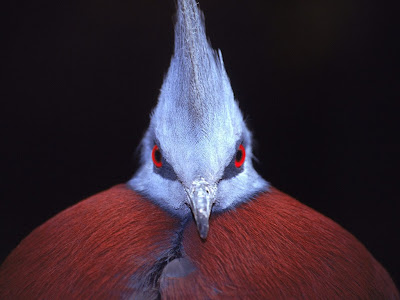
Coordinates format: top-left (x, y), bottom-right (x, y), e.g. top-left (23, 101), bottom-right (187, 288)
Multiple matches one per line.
top-left (185, 177), bottom-right (217, 239)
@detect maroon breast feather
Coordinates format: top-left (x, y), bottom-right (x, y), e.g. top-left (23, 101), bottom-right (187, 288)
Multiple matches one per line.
top-left (160, 187), bottom-right (399, 299)
top-left (0, 185), bottom-right (181, 299)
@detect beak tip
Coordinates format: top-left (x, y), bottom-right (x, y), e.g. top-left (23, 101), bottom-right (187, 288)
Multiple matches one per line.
top-left (198, 226), bottom-right (209, 239)
top-left (195, 216), bottom-right (210, 239)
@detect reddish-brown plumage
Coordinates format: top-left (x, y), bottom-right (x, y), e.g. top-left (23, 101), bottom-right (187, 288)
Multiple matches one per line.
top-left (161, 188), bottom-right (399, 299)
top-left (0, 184), bottom-right (181, 299)
top-left (1, 185), bottom-right (398, 299)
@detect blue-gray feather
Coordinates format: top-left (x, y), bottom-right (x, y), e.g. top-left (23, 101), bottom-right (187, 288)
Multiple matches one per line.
top-left (129, 0), bottom-right (268, 217)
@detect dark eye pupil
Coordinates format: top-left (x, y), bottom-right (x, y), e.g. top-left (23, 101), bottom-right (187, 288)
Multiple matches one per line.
top-left (235, 150), bottom-right (243, 162)
top-left (154, 149), bottom-right (162, 162)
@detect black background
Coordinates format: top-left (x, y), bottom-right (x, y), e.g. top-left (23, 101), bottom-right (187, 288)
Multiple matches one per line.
top-left (2, 0), bottom-right (399, 287)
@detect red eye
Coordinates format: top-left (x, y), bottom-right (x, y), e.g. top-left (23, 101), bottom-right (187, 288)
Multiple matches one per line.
top-left (235, 144), bottom-right (246, 168)
top-left (152, 145), bottom-right (163, 168)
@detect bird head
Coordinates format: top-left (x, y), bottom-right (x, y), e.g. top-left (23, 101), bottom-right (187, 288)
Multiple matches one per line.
top-left (129, 0), bottom-right (268, 239)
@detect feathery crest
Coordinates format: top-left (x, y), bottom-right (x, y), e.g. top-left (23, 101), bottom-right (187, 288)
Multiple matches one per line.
top-left (129, 0), bottom-right (268, 217)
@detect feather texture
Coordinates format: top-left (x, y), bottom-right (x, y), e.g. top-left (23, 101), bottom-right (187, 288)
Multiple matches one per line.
top-left (161, 188), bottom-right (399, 299)
top-left (0, 185), bottom-right (181, 299)
top-left (1, 186), bottom-right (397, 299)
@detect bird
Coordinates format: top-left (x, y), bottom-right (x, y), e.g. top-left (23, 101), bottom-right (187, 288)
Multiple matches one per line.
top-left (0, 0), bottom-right (398, 299)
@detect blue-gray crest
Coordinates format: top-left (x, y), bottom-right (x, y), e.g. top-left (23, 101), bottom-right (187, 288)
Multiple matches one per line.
top-left (129, 0), bottom-right (268, 238)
